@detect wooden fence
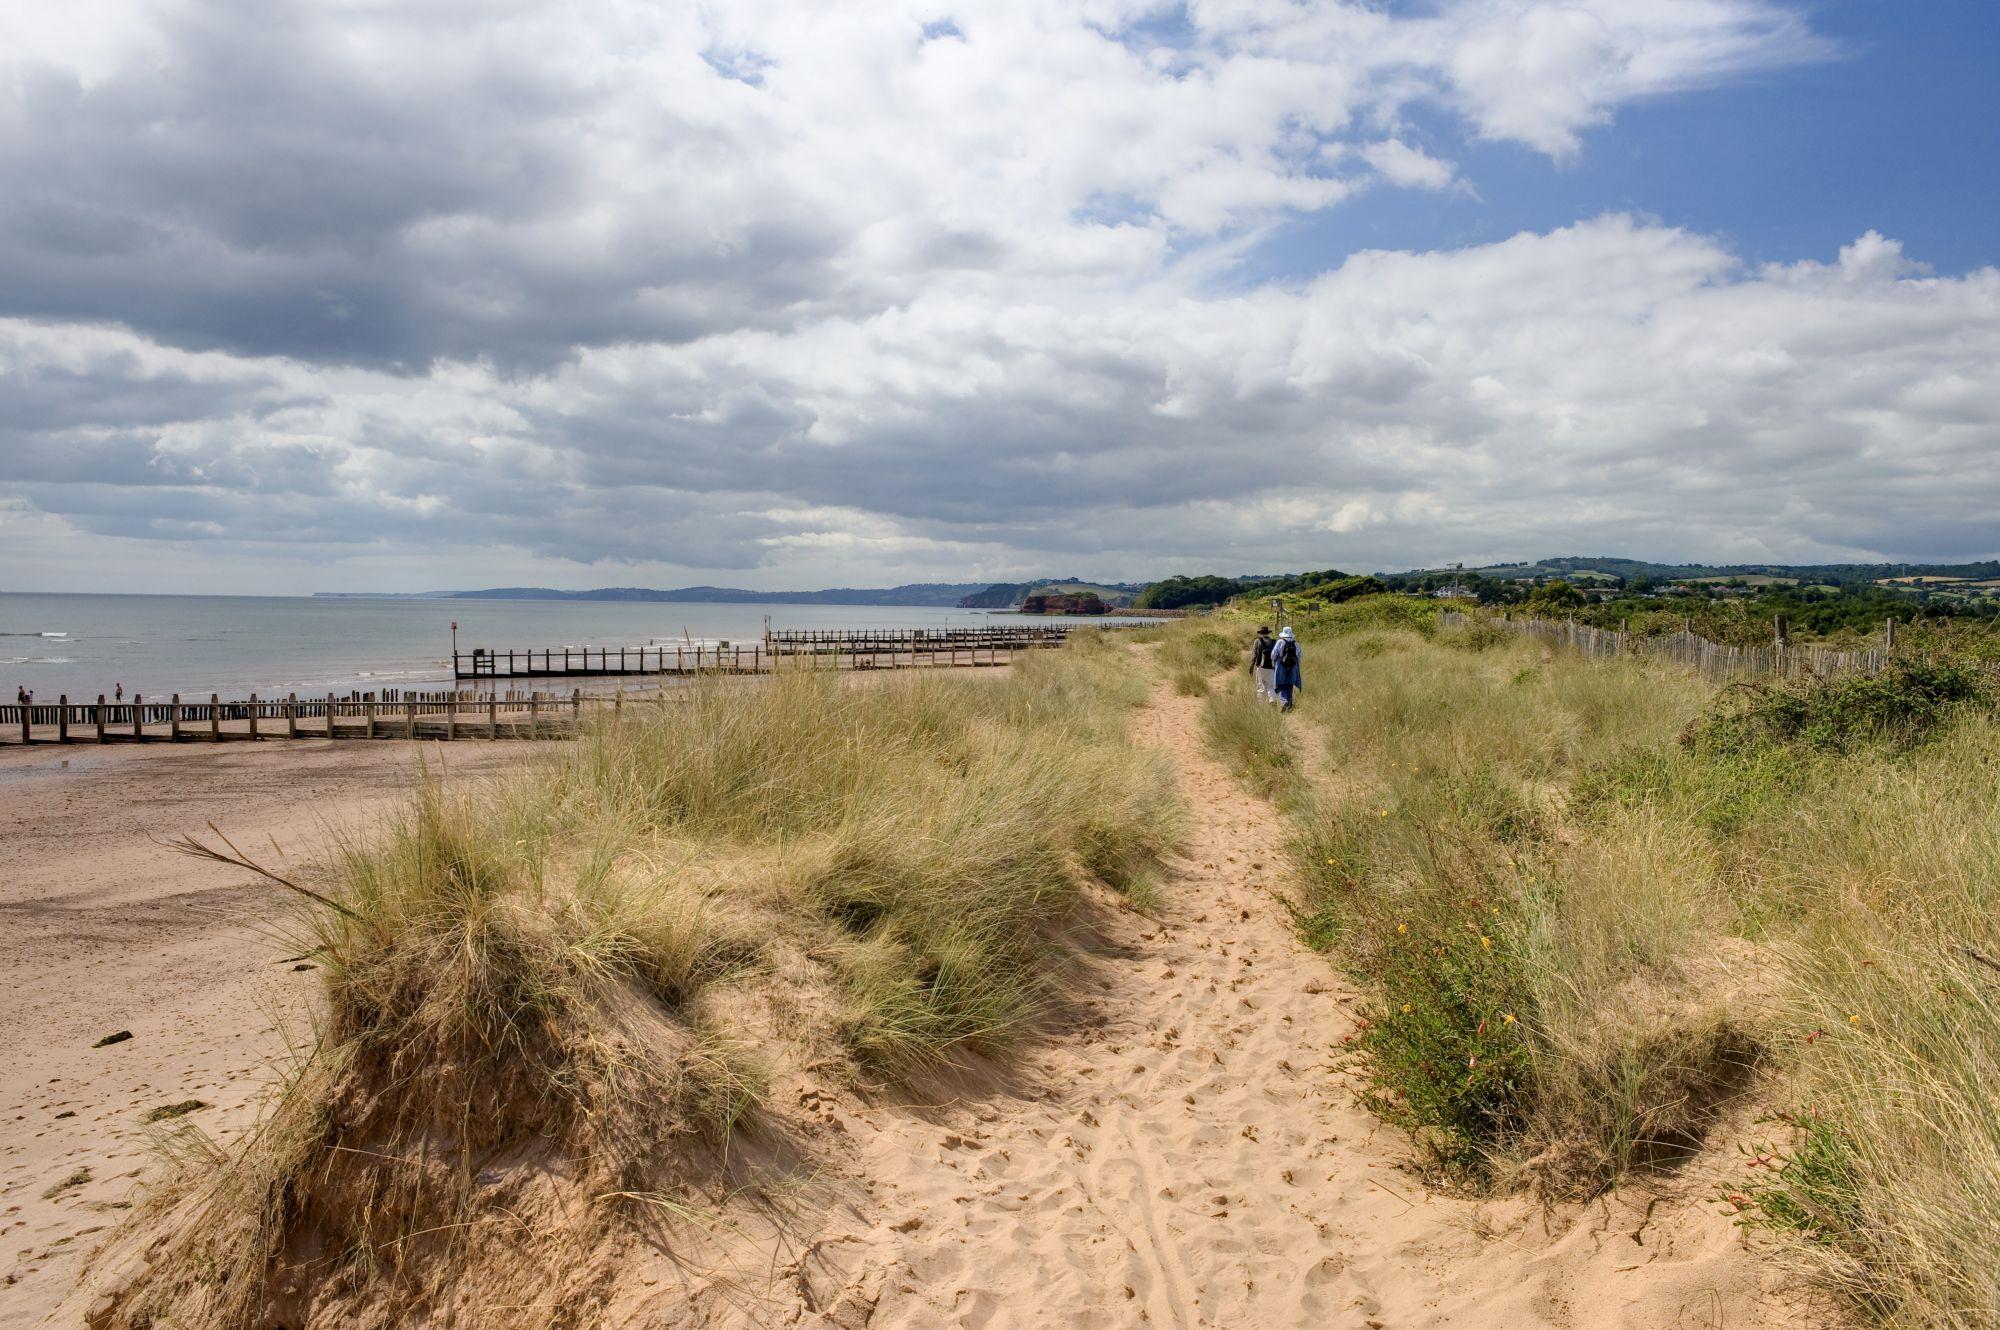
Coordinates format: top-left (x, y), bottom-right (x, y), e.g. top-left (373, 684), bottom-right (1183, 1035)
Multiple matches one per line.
top-left (1439, 610), bottom-right (1897, 683)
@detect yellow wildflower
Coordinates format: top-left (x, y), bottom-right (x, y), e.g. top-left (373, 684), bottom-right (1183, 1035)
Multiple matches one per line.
top-left (1396, 923), bottom-right (1408, 936)
top-left (1849, 1014), bottom-right (1863, 1025)
top-left (1479, 936), bottom-right (1493, 948)
top-left (1501, 1013), bottom-right (1516, 1026)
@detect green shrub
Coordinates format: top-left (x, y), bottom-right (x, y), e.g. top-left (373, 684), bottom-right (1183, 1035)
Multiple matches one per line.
top-left (1692, 658), bottom-right (1996, 754)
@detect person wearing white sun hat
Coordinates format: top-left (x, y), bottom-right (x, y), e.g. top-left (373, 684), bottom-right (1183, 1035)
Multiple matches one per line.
top-left (1270, 625), bottom-right (1302, 711)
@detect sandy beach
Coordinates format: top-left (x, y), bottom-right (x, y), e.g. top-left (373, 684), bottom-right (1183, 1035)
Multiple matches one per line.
top-left (0, 739), bottom-right (532, 1328)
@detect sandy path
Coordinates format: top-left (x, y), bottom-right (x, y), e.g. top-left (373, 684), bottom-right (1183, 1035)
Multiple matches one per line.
top-left (686, 678), bottom-right (1809, 1329)
top-left (0, 740), bottom-right (530, 1329)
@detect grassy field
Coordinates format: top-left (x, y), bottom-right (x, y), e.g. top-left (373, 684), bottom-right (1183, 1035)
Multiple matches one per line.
top-left (1184, 599), bottom-right (2000, 1329)
top-left (100, 634), bottom-right (1180, 1328)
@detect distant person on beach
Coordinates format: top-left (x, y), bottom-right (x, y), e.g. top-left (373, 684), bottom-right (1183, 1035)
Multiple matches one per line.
top-left (115, 682), bottom-right (123, 702)
top-left (1271, 626), bottom-right (1301, 712)
top-left (1249, 625), bottom-right (1275, 701)
top-left (15, 685), bottom-right (25, 706)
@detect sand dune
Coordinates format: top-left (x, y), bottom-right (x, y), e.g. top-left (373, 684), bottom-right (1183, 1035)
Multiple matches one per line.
top-left (616, 681), bottom-right (1822, 1328)
top-left (11, 685), bottom-right (1823, 1328)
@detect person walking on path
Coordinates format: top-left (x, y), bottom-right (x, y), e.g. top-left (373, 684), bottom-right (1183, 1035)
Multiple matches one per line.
top-left (1271, 626), bottom-right (1302, 711)
top-left (1249, 625), bottom-right (1275, 701)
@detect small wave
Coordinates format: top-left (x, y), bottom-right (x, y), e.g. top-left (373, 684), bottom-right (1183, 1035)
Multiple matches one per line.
top-left (41, 631), bottom-right (68, 638)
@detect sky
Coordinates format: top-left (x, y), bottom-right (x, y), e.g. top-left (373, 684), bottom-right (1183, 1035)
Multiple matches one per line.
top-left (0, 0), bottom-right (1995, 594)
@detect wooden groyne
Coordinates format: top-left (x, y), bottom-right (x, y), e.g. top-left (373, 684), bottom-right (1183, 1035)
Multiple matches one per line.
top-left (4, 624), bottom-right (1147, 747)
top-left (3, 690), bottom-right (610, 746)
top-left (454, 623), bottom-right (1126, 681)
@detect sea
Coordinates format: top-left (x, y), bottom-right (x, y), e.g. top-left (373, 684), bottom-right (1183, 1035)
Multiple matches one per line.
top-left (0, 593), bottom-right (1139, 701)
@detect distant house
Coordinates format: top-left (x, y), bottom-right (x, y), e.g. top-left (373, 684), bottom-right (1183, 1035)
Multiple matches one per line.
top-left (1432, 585), bottom-right (1477, 601)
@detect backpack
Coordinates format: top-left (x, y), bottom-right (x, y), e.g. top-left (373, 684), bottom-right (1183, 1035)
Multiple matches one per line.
top-left (1272, 638), bottom-right (1297, 667)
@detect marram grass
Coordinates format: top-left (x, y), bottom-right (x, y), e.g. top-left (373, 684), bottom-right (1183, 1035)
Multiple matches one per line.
top-left (103, 637), bottom-right (1179, 1330)
top-left (1175, 607), bottom-right (2000, 1327)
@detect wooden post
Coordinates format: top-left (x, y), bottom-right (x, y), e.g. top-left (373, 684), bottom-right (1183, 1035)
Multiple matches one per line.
top-left (132, 693), bottom-right (144, 741)
top-left (57, 695), bottom-right (68, 744)
top-left (529, 691), bottom-right (540, 736)
top-left (572, 688), bottom-right (581, 726)
top-left (210, 694), bottom-right (221, 741)
top-left (95, 695), bottom-right (106, 743)
top-left (1885, 617), bottom-right (1897, 654)
top-left (248, 694), bottom-right (259, 740)
top-left (326, 693), bottom-right (338, 739)
top-left (288, 693), bottom-right (298, 739)
top-left (489, 694), bottom-right (499, 739)
top-left (17, 698), bottom-right (27, 745)
top-left (405, 698), bottom-right (416, 739)
top-left (363, 699), bottom-right (375, 739)
top-left (446, 696), bottom-right (457, 741)
top-left (171, 694), bottom-right (182, 742)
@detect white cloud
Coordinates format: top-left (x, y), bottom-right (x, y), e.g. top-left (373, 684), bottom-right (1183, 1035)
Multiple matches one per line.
top-left (1429, 0), bottom-right (1830, 156)
top-left (3, 1), bottom-right (1976, 593)
top-left (4, 215), bottom-right (1994, 590)
top-left (1360, 139), bottom-right (1461, 192)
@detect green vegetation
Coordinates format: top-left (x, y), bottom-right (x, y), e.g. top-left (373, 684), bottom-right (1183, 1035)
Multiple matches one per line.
top-left (1134, 574), bottom-right (1251, 610)
top-left (1157, 626), bottom-right (1241, 695)
top-left (1132, 555), bottom-right (2000, 639)
top-left (1172, 608), bottom-right (2000, 1325)
top-left (1200, 680), bottom-right (1294, 800)
top-left (1691, 658), bottom-right (1996, 754)
top-left (105, 638), bottom-right (1179, 1329)
top-left (957, 578), bottom-right (1143, 609)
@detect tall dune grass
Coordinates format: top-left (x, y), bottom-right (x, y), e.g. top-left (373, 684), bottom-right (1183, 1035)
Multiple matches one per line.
top-left (1157, 625), bottom-right (1242, 695)
top-left (1176, 605), bottom-right (2000, 1324)
top-left (103, 637), bottom-right (1178, 1329)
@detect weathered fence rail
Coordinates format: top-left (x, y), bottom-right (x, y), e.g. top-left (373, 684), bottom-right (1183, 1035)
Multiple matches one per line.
top-left (1440, 610), bottom-right (1899, 683)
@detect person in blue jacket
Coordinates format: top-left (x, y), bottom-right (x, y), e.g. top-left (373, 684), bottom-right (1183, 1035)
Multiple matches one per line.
top-left (1271, 626), bottom-right (1302, 711)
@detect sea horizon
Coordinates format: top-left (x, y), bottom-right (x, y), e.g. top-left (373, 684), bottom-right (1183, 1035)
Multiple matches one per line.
top-left (1, 591), bottom-right (1140, 702)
